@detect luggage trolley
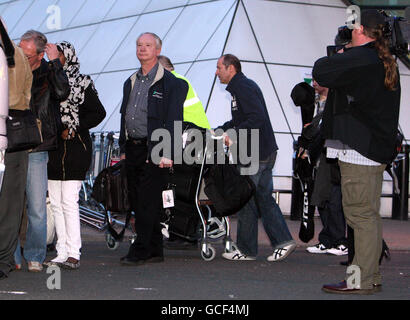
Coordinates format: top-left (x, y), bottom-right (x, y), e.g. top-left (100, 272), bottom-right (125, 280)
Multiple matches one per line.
top-left (162, 130), bottom-right (238, 261)
top-left (79, 132), bottom-right (136, 250)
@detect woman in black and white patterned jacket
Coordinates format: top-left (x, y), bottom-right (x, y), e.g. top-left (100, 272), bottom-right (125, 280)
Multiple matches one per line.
top-left (46, 41), bottom-right (106, 269)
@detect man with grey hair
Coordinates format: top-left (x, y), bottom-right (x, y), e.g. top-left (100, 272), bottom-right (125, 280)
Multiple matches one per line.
top-left (14, 30), bottom-right (69, 272)
top-left (119, 32), bottom-right (188, 266)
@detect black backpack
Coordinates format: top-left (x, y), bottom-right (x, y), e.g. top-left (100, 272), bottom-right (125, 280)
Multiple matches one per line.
top-left (204, 162), bottom-right (255, 217)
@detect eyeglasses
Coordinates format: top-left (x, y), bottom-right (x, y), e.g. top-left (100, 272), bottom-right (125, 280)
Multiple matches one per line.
top-left (24, 54), bottom-right (39, 60)
top-left (17, 44), bottom-right (41, 60)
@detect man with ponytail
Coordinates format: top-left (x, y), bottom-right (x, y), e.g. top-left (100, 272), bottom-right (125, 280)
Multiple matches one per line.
top-left (313, 9), bottom-right (401, 294)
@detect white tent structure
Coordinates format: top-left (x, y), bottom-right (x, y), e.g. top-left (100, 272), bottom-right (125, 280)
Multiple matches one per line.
top-left (2, 0), bottom-right (409, 215)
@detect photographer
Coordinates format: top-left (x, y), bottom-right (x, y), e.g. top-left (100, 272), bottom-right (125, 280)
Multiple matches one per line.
top-left (313, 9), bottom-right (401, 295)
top-left (0, 18), bottom-right (33, 280)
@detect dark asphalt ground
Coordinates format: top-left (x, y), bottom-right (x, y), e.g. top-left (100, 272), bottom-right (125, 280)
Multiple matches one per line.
top-left (0, 217), bottom-right (409, 301)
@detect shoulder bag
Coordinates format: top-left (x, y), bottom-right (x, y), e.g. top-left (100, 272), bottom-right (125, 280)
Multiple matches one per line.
top-left (6, 109), bottom-right (43, 153)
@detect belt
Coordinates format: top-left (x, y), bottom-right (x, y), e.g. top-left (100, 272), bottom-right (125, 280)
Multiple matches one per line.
top-left (128, 137), bottom-right (147, 145)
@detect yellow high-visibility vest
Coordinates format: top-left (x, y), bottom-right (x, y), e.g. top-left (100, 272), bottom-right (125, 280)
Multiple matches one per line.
top-left (172, 71), bottom-right (210, 129)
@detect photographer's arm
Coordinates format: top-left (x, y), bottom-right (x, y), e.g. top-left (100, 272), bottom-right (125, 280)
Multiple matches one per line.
top-left (312, 51), bottom-right (357, 89)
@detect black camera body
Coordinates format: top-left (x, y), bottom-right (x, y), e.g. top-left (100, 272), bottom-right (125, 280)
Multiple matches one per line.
top-left (326, 10), bottom-right (409, 58)
top-left (335, 26), bottom-right (352, 45)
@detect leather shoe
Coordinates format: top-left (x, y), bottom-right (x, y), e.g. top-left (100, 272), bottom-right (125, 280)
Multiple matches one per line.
top-left (322, 280), bottom-right (375, 295)
top-left (373, 284), bottom-right (382, 293)
top-left (120, 255), bottom-right (164, 266)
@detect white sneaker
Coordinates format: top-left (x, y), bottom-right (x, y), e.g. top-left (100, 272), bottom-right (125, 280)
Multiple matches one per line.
top-left (267, 243), bottom-right (296, 262)
top-left (306, 243), bottom-right (329, 254)
top-left (28, 261), bottom-right (43, 272)
top-left (44, 255), bottom-right (67, 267)
top-left (51, 255), bottom-right (68, 263)
top-left (327, 244), bottom-right (348, 256)
top-left (222, 250), bottom-right (256, 261)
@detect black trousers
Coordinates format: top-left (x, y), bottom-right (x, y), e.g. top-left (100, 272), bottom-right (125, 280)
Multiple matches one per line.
top-left (0, 150), bottom-right (28, 275)
top-left (125, 140), bottom-right (166, 259)
top-left (318, 184), bottom-right (347, 249)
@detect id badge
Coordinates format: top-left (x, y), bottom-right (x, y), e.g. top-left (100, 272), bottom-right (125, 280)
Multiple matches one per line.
top-left (162, 189), bottom-right (175, 208)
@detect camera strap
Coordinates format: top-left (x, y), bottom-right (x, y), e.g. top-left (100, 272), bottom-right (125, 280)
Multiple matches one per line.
top-left (0, 19), bottom-right (15, 67)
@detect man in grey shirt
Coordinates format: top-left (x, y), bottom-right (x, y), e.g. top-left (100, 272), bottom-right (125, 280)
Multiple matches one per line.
top-left (125, 63), bottom-right (158, 139)
top-left (118, 32), bottom-right (187, 266)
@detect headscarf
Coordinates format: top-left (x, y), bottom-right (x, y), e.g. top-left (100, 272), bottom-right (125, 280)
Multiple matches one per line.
top-left (56, 41), bottom-right (97, 137)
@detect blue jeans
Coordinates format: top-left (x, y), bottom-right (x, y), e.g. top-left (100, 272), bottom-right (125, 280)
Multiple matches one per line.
top-left (237, 152), bottom-right (294, 257)
top-left (14, 151), bottom-right (48, 264)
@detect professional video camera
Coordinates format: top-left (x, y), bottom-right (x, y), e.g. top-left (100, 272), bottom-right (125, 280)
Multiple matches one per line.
top-left (327, 9), bottom-right (410, 58)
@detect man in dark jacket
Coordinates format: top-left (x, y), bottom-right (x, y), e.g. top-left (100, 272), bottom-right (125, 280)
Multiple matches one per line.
top-left (313, 10), bottom-right (401, 294)
top-left (215, 54), bottom-right (295, 262)
top-left (119, 32), bottom-right (187, 265)
top-left (15, 30), bottom-right (69, 272)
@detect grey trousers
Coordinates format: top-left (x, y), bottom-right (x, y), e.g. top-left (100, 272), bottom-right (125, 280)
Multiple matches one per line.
top-left (339, 160), bottom-right (385, 289)
top-left (0, 150), bottom-right (28, 275)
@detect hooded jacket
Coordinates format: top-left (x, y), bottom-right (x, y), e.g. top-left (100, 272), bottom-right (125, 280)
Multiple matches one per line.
top-left (47, 42), bottom-right (106, 181)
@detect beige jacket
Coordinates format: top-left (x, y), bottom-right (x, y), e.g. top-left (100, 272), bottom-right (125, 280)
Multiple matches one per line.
top-left (8, 43), bottom-right (32, 110)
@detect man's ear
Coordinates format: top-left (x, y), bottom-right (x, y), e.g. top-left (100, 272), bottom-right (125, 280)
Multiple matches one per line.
top-left (228, 64), bottom-right (236, 74)
top-left (356, 24), bottom-right (365, 35)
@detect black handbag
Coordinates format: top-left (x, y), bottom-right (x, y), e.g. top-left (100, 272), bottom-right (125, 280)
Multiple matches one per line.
top-left (6, 109), bottom-right (43, 153)
top-left (91, 160), bottom-right (131, 241)
top-left (91, 160), bottom-right (130, 213)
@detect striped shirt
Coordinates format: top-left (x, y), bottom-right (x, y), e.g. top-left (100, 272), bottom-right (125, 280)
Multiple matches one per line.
top-left (326, 147), bottom-right (381, 166)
